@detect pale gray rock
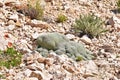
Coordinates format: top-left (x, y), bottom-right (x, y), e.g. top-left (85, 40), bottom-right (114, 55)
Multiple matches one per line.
top-left (23, 69), bottom-right (32, 77)
top-left (32, 32), bottom-right (40, 39)
top-left (84, 60), bottom-right (98, 75)
top-left (86, 77), bottom-right (100, 80)
top-left (9, 14), bottom-right (19, 21)
top-left (30, 71), bottom-right (52, 80)
top-left (65, 34), bottom-right (75, 40)
top-left (30, 71), bottom-right (43, 80)
top-left (80, 35), bottom-right (92, 44)
top-left (7, 25), bottom-right (15, 30)
top-left (117, 40), bottom-right (120, 48)
top-left (24, 77), bottom-right (38, 80)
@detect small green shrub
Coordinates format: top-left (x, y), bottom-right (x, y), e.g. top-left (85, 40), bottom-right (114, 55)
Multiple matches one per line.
top-left (26, 0), bottom-right (44, 20)
top-left (0, 47), bottom-right (22, 69)
top-left (117, 0), bottom-right (120, 6)
top-left (73, 14), bottom-right (107, 38)
top-left (0, 74), bottom-right (5, 79)
top-left (76, 56), bottom-right (83, 61)
top-left (117, 0), bottom-right (120, 12)
top-left (56, 14), bottom-right (67, 23)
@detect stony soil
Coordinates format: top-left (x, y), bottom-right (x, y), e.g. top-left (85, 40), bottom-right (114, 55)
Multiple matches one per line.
top-left (0, 0), bottom-right (120, 80)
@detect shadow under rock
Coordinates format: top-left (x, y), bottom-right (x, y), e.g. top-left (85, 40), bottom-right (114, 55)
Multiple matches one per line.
top-left (110, 9), bottom-right (119, 14)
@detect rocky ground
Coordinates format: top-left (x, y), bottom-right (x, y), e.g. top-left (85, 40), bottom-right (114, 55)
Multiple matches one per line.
top-left (0, 0), bottom-right (120, 80)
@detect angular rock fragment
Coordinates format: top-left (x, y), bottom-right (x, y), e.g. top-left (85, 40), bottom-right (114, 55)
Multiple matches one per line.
top-left (30, 71), bottom-right (43, 80)
top-left (0, 2), bottom-right (3, 7)
top-left (80, 35), bottom-right (92, 44)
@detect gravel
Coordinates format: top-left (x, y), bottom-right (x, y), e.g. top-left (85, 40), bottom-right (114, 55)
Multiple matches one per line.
top-left (0, 0), bottom-right (120, 80)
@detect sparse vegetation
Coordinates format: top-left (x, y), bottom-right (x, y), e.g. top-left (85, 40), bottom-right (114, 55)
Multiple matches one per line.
top-left (117, 0), bottom-right (120, 12)
top-left (0, 47), bottom-right (22, 69)
top-left (0, 74), bottom-right (5, 79)
top-left (73, 14), bottom-right (107, 38)
top-left (56, 14), bottom-right (67, 23)
top-left (76, 56), bottom-right (83, 61)
top-left (26, 0), bottom-right (44, 20)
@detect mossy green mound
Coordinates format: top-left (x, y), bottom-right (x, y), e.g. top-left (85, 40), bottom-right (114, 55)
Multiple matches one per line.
top-left (36, 32), bottom-right (94, 61)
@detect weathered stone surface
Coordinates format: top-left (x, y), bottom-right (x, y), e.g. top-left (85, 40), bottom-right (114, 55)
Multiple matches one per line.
top-left (65, 34), bottom-right (75, 40)
top-left (0, 2), bottom-right (3, 7)
top-left (36, 32), bottom-right (94, 60)
top-left (30, 71), bottom-right (43, 80)
top-left (9, 14), bottom-right (19, 21)
top-left (80, 35), bottom-right (92, 44)
top-left (24, 77), bottom-right (38, 80)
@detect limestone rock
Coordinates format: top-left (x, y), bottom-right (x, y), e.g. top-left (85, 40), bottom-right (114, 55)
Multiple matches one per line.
top-left (80, 35), bottom-right (92, 44)
top-left (65, 34), bottom-right (75, 40)
top-left (24, 77), bottom-right (38, 80)
top-left (30, 71), bottom-right (43, 80)
top-left (32, 32), bottom-right (40, 39)
top-left (82, 60), bottom-right (99, 78)
top-left (0, 2), bottom-right (3, 7)
top-left (37, 57), bottom-right (46, 63)
top-left (9, 14), bottom-right (19, 21)
top-left (63, 64), bottom-right (75, 73)
top-left (7, 25), bottom-right (15, 30)
top-left (23, 69), bottom-right (32, 77)
top-left (85, 60), bottom-right (98, 75)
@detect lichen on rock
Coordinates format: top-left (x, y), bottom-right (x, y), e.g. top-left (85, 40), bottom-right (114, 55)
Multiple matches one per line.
top-left (36, 32), bottom-right (94, 61)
